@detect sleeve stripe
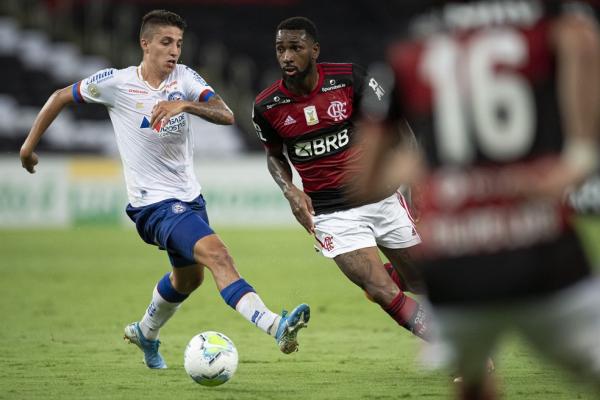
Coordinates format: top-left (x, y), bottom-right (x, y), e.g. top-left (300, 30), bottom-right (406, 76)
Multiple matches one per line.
top-left (256, 83), bottom-right (279, 103)
top-left (72, 82), bottom-right (85, 103)
top-left (199, 89), bottom-right (215, 102)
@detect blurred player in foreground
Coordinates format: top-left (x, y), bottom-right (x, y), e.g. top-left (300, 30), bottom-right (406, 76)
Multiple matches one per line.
top-left (19, 9), bottom-right (309, 369)
top-left (351, 1), bottom-right (600, 398)
top-left (253, 16), bottom-right (431, 341)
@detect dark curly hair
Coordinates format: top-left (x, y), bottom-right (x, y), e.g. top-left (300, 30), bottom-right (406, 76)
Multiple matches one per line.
top-left (276, 16), bottom-right (318, 42)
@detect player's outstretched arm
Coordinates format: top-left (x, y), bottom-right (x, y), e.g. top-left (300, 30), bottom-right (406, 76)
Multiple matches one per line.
top-left (20, 86), bottom-right (75, 173)
top-left (151, 95), bottom-right (234, 127)
top-left (555, 12), bottom-right (600, 146)
top-left (530, 12), bottom-right (600, 197)
top-left (266, 146), bottom-right (315, 234)
top-left (347, 119), bottom-right (423, 204)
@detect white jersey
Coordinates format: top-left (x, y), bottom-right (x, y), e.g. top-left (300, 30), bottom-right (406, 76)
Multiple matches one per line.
top-left (73, 64), bottom-right (215, 206)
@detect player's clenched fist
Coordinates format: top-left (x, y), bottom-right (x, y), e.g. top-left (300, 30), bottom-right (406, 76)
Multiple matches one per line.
top-left (285, 186), bottom-right (315, 234)
top-left (20, 149), bottom-right (38, 174)
top-left (150, 100), bottom-right (185, 130)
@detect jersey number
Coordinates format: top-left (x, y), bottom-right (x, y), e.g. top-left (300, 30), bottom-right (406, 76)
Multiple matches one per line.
top-left (421, 29), bottom-right (535, 164)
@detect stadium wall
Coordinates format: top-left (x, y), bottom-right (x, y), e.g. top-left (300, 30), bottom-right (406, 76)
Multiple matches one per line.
top-left (0, 156), bottom-right (297, 228)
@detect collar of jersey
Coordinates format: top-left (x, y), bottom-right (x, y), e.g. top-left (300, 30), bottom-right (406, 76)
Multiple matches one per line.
top-left (278, 64), bottom-right (325, 101)
top-left (137, 63), bottom-right (168, 91)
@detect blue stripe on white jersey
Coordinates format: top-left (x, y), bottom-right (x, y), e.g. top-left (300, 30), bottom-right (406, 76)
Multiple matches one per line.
top-left (72, 82), bottom-right (84, 103)
top-left (199, 89), bottom-right (215, 102)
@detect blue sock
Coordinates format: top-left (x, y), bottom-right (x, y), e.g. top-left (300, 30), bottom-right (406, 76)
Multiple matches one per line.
top-left (156, 272), bottom-right (189, 303)
top-left (220, 278), bottom-right (255, 309)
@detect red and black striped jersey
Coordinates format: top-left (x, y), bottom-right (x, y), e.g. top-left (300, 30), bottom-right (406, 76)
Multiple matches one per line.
top-left (375, 0), bottom-right (595, 304)
top-left (253, 62), bottom-right (386, 214)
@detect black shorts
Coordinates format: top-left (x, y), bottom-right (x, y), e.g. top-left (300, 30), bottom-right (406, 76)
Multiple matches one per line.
top-left (421, 229), bottom-right (592, 305)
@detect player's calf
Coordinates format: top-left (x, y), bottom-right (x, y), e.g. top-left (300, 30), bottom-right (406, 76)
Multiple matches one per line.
top-left (365, 262), bottom-right (407, 302)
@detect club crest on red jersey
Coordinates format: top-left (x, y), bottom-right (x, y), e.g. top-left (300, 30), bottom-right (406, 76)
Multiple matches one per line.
top-left (327, 101), bottom-right (348, 121)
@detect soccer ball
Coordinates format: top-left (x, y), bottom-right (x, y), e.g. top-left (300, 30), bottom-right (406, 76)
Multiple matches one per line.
top-left (184, 331), bottom-right (238, 387)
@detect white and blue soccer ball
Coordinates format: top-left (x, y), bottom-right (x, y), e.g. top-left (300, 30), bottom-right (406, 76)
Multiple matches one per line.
top-left (184, 331), bottom-right (238, 387)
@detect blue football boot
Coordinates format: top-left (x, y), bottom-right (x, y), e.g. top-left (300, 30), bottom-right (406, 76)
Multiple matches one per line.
top-left (123, 322), bottom-right (167, 369)
top-left (275, 303), bottom-right (310, 354)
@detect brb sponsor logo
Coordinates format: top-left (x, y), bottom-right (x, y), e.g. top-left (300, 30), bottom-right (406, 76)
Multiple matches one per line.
top-left (294, 129), bottom-right (350, 159)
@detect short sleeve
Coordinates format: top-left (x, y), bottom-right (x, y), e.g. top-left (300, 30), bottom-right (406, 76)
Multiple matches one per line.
top-left (182, 66), bottom-right (215, 102)
top-left (252, 103), bottom-right (282, 150)
top-left (352, 63), bottom-right (395, 121)
top-left (73, 68), bottom-right (119, 107)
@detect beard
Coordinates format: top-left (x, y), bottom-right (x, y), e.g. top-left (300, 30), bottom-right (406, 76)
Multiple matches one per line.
top-left (282, 62), bottom-right (315, 87)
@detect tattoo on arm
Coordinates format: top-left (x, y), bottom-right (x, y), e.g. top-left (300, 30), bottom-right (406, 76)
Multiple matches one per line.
top-left (267, 152), bottom-right (295, 194)
top-left (186, 95), bottom-right (234, 125)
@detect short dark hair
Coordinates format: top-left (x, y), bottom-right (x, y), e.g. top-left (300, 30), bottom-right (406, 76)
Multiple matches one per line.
top-left (276, 16), bottom-right (318, 42)
top-left (140, 10), bottom-right (186, 39)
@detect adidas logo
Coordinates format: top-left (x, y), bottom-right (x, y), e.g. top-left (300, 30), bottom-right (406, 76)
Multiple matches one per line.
top-left (283, 115), bottom-right (296, 126)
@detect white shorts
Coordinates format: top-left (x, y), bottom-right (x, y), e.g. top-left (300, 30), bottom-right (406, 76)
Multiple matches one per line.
top-left (313, 192), bottom-right (421, 258)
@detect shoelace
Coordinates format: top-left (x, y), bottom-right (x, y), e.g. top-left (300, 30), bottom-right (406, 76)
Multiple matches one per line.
top-left (146, 340), bottom-right (161, 352)
top-left (138, 331), bottom-right (161, 352)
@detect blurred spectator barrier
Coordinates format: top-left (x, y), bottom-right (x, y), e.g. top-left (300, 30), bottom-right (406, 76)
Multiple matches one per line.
top-left (0, 155), bottom-right (296, 227)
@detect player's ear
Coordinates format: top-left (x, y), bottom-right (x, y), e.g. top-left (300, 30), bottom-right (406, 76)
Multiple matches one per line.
top-left (312, 42), bottom-right (320, 61)
top-left (140, 37), bottom-right (149, 53)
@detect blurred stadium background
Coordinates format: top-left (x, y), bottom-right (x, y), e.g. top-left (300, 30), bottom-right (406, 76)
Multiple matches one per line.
top-left (0, 0), bottom-right (429, 229)
top-left (1, 0), bottom-right (599, 229)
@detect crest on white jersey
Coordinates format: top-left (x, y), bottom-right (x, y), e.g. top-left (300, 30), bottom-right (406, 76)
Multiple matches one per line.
top-left (168, 91), bottom-right (185, 101)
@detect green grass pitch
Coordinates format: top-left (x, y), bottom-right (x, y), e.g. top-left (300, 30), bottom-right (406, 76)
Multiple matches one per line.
top-left (1, 221), bottom-right (599, 399)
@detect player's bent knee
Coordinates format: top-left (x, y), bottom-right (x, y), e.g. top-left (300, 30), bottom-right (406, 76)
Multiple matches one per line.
top-left (193, 240), bottom-right (235, 272)
top-left (205, 247), bottom-right (234, 270)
